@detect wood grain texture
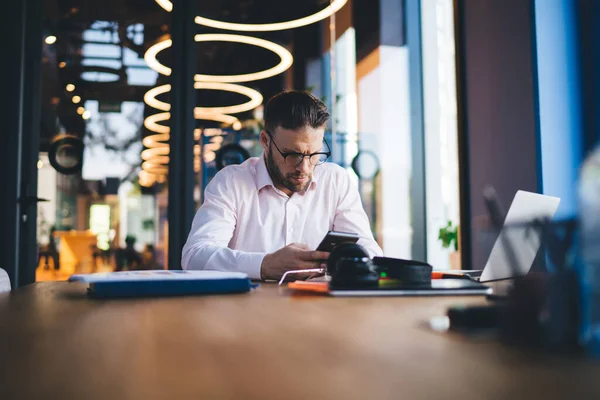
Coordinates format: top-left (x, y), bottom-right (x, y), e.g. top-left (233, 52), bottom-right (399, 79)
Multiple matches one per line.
top-left (0, 282), bottom-right (599, 400)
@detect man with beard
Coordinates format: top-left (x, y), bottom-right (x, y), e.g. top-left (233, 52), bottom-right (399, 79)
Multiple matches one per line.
top-left (182, 91), bottom-right (382, 280)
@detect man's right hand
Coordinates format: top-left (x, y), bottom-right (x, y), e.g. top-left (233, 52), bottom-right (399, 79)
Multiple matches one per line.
top-left (260, 243), bottom-right (330, 281)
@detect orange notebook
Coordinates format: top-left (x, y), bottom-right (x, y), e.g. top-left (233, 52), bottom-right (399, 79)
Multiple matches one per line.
top-left (287, 280), bottom-right (329, 293)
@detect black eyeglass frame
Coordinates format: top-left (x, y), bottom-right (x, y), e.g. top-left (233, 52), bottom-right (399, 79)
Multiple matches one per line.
top-left (265, 130), bottom-right (331, 167)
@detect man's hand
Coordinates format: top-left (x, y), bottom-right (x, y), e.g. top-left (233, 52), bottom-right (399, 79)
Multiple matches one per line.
top-left (260, 243), bottom-right (330, 281)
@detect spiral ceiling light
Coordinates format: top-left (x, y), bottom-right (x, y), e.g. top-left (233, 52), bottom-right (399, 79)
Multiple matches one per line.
top-left (141, 33), bottom-right (278, 184)
top-left (143, 0), bottom-right (346, 186)
top-left (141, 111), bottom-right (243, 180)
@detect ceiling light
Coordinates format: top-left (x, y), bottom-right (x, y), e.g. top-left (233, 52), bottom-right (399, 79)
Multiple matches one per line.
top-left (194, 82), bottom-right (262, 114)
top-left (72, 96), bottom-right (81, 104)
top-left (142, 160), bottom-right (169, 176)
top-left (144, 36), bottom-right (172, 76)
top-left (142, 112), bottom-right (171, 176)
top-left (59, 61), bottom-right (67, 68)
top-left (45, 36), bottom-right (57, 45)
top-left (144, 34), bottom-right (293, 83)
top-left (141, 146), bottom-right (170, 163)
top-left (141, 130), bottom-right (170, 176)
top-left (82, 111), bottom-right (91, 120)
top-left (66, 84), bottom-right (75, 92)
top-left (198, 113), bottom-right (242, 128)
top-left (154, 0), bottom-right (173, 12)
top-left (144, 111), bottom-right (242, 135)
top-left (143, 85), bottom-right (171, 111)
top-left (144, 83), bottom-right (263, 115)
top-left (138, 170), bottom-right (157, 187)
top-left (77, 107), bottom-right (85, 115)
top-left (144, 112), bottom-right (171, 134)
top-left (141, 110), bottom-right (243, 177)
top-left (195, 0), bottom-right (348, 31)
top-left (194, 34), bottom-right (293, 82)
top-left (154, 0), bottom-right (348, 32)
top-left (203, 152), bottom-right (216, 163)
top-left (142, 132), bottom-right (170, 149)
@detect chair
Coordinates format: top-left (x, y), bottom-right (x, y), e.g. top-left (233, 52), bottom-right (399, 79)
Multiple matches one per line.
top-left (0, 268), bottom-right (11, 293)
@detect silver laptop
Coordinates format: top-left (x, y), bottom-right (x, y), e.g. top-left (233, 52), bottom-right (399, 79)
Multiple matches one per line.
top-left (461, 190), bottom-right (561, 282)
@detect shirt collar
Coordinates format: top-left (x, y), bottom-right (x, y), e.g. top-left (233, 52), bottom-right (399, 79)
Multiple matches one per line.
top-left (255, 153), bottom-right (319, 193)
top-left (255, 154), bottom-right (274, 192)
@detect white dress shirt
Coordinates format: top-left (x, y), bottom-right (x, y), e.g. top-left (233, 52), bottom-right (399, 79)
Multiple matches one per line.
top-left (182, 155), bottom-right (383, 279)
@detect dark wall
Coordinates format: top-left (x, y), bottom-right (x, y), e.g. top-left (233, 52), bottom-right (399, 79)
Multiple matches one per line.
top-left (455, 0), bottom-right (541, 269)
top-left (577, 0), bottom-right (600, 155)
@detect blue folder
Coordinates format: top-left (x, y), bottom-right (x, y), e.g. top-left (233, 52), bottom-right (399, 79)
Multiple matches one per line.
top-left (69, 270), bottom-right (256, 298)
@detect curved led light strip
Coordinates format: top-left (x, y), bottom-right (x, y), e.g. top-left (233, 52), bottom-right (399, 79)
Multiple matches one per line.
top-left (196, 0), bottom-right (348, 31)
top-left (144, 85), bottom-right (171, 111)
top-left (138, 169), bottom-right (157, 187)
top-left (154, 0), bottom-right (173, 12)
top-left (141, 110), bottom-right (243, 178)
top-left (195, 34), bottom-right (293, 82)
top-left (144, 34), bottom-right (293, 83)
top-left (144, 36), bottom-right (172, 76)
top-left (195, 112), bottom-right (243, 130)
top-left (154, 0), bottom-right (348, 32)
top-left (194, 82), bottom-right (263, 114)
top-left (142, 113), bottom-right (170, 176)
top-left (144, 112), bottom-right (171, 134)
top-left (145, 83), bottom-right (263, 115)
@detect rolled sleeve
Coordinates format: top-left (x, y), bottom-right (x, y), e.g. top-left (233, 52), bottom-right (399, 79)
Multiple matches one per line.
top-left (332, 168), bottom-right (383, 257)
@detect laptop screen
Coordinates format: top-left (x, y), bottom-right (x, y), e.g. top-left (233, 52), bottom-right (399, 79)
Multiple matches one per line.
top-left (479, 190), bottom-right (560, 282)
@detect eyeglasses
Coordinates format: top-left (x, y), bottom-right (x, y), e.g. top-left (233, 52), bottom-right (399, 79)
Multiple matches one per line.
top-left (266, 131), bottom-right (331, 167)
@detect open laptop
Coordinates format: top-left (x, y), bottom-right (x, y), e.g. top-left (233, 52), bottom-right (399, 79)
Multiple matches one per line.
top-left (446, 190), bottom-right (561, 282)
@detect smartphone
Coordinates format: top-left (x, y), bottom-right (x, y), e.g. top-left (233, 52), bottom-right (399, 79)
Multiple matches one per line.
top-left (316, 231), bottom-right (360, 252)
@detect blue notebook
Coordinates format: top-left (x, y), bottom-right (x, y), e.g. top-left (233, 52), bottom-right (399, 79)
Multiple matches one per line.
top-left (69, 270), bottom-right (256, 298)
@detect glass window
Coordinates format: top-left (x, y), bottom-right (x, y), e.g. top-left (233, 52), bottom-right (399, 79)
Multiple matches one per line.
top-left (421, 0), bottom-right (461, 269)
top-left (36, 1), bottom-right (170, 281)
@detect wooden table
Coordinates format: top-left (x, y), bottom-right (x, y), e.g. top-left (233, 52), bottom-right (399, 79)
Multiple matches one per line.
top-left (1, 282), bottom-right (599, 400)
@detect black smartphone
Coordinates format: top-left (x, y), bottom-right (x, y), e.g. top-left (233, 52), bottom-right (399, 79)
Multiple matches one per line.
top-left (316, 231), bottom-right (359, 252)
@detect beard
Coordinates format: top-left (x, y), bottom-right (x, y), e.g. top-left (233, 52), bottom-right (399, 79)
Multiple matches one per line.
top-left (266, 147), bottom-right (312, 194)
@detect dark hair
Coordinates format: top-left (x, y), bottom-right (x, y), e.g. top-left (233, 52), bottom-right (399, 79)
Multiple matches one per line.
top-left (264, 90), bottom-right (330, 134)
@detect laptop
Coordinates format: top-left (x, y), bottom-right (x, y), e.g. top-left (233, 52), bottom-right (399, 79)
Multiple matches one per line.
top-left (444, 190), bottom-right (561, 282)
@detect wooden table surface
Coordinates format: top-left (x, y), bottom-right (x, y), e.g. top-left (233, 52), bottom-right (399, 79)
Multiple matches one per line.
top-left (1, 282), bottom-right (599, 400)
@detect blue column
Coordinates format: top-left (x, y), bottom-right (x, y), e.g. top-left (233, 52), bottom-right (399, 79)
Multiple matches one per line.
top-left (534, 0), bottom-right (584, 218)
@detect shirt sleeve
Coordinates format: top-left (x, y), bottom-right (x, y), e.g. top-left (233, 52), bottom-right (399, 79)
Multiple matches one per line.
top-left (181, 169), bottom-right (265, 280)
top-left (332, 168), bottom-right (383, 257)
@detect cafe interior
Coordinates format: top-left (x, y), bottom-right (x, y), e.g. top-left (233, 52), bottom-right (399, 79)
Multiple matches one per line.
top-left (2, 0), bottom-right (600, 398)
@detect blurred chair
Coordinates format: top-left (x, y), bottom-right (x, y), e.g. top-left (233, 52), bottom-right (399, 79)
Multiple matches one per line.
top-left (38, 226), bottom-right (60, 270)
top-left (38, 243), bottom-right (60, 270)
top-left (90, 243), bottom-right (112, 269)
top-left (114, 236), bottom-right (142, 271)
top-left (141, 244), bottom-right (163, 270)
top-left (0, 268), bottom-right (10, 293)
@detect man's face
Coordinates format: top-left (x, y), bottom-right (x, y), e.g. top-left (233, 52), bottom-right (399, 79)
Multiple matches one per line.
top-left (260, 125), bottom-right (325, 195)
